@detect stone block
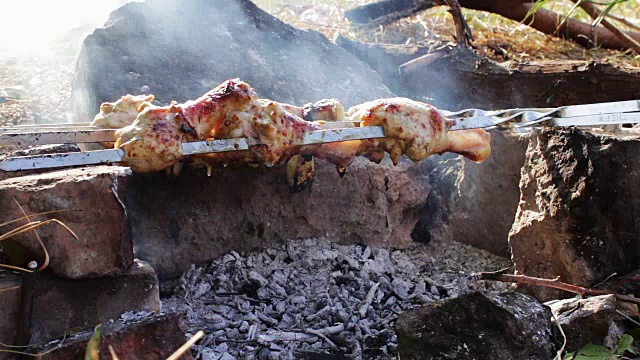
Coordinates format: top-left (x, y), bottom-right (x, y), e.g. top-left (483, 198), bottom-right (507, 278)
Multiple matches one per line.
top-left (0, 166), bottom-right (133, 279)
top-left (126, 157), bottom-right (430, 279)
top-left (0, 274), bottom-right (21, 360)
top-left (396, 291), bottom-right (555, 359)
top-left (29, 260), bottom-right (160, 344)
top-left (509, 128), bottom-right (640, 299)
top-left (34, 313), bottom-right (191, 360)
top-left (413, 130), bottom-right (528, 257)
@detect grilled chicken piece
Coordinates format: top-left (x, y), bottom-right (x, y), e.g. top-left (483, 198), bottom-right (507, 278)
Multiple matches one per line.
top-left (199, 98), bottom-right (321, 166)
top-left (91, 94), bottom-right (155, 129)
top-left (114, 105), bottom-right (196, 172)
top-left (113, 79), bottom-right (491, 174)
top-left (346, 98), bottom-right (491, 165)
top-left (287, 99), bottom-right (347, 192)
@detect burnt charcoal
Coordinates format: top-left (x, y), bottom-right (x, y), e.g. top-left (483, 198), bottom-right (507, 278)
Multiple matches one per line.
top-left (391, 278), bottom-right (412, 300)
top-left (239, 321), bottom-right (250, 333)
top-left (163, 238), bottom-right (510, 359)
top-left (257, 347), bottom-right (271, 360)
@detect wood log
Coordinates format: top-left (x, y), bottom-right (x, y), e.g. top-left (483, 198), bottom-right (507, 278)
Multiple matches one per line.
top-left (338, 39), bottom-right (640, 110)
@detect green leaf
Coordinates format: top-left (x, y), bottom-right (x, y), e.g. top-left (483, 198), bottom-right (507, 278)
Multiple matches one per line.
top-left (563, 351), bottom-right (578, 360)
top-left (525, 0), bottom-right (554, 21)
top-left (614, 334), bottom-right (637, 355)
top-left (85, 323), bottom-right (102, 360)
top-left (572, 343), bottom-right (615, 360)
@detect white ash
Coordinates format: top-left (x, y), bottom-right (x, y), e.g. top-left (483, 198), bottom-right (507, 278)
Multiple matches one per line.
top-left (162, 238), bottom-right (510, 360)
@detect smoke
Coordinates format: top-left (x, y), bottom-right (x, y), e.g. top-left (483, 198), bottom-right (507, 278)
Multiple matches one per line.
top-left (0, 0), bottom-right (139, 126)
top-left (0, 0), bottom-right (134, 55)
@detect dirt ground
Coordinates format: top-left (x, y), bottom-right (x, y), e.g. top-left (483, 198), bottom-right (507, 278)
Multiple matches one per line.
top-left (0, 0), bottom-right (638, 127)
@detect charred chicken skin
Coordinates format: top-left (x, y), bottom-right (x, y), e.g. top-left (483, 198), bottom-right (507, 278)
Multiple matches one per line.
top-left (100, 79), bottom-right (491, 174)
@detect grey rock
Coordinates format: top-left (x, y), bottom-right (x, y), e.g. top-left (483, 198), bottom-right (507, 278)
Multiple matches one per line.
top-left (0, 166), bottom-right (132, 279)
top-left (71, 0), bottom-right (393, 123)
top-left (127, 157), bottom-right (429, 279)
top-left (547, 295), bottom-right (617, 351)
top-left (396, 291), bottom-right (555, 360)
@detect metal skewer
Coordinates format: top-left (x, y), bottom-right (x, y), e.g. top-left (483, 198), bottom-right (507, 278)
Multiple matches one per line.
top-left (0, 127), bottom-right (386, 172)
top-left (1, 99), bottom-right (639, 172)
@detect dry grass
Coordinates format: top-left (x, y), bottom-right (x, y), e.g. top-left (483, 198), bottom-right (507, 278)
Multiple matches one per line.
top-left (254, 0), bottom-right (640, 67)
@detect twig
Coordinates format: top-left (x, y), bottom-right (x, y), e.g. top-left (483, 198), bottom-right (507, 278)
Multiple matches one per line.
top-left (571, 0), bottom-right (640, 53)
top-left (607, 13), bottom-right (640, 33)
top-left (552, 312), bottom-right (567, 360)
top-left (592, 272), bottom-right (618, 289)
top-left (108, 345), bottom-right (120, 360)
top-left (359, 282), bottom-right (379, 317)
top-left (194, 335), bottom-right (213, 360)
top-left (616, 309), bottom-right (640, 327)
top-left (472, 268), bottom-right (640, 306)
top-left (0, 331), bottom-right (68, 357)
top-left (443, 0), bottom-right (474, 47)
top-left (258, 324), bottom-right (345, 345)
top-left (296, 328), bottom-right (338, 350)
top-left (166, 330), bottom-right (203, 360)
top-left (14, 199), bottom-right (50, 272)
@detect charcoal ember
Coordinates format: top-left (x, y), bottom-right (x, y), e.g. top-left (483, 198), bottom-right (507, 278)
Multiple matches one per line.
top-left (226, 328), bottom-right (241, 340)
top-left (218, 353), bottom-right (235, 360)
top-left (391, 278), bottom-right (412, 300)
top-left (202, 313), bottom-right (227, 331)
top-left (291, 295), bottom-right (307, 305)
top-left (412, 280), bottom-right (426, 296)
top-left (257, 347), bottom-right (270, 360)
top-left (239, 321), bottom-right (250, 333)
top-left (248, 271), bottom-right (269, 288)
top-left (163, 239), bottom-right (509, 359)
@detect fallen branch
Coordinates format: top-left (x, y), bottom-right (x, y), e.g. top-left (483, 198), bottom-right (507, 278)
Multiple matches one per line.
top-left (443, 0), bottom-right (474, 47)
top-left (608, 13), bottom-right (640, 33)
top-left (472, 268), bottom-right (640, 306)
top-left (571, 0), bottom-right (640, 53)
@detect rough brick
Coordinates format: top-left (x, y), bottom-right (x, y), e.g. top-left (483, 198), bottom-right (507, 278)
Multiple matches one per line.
top-left (126, 157), bottom-right (430, 279)
top-left (510, 128), bottom-right (640, 300)
top-left (0, 273), bottom-right (21, 360)
top-left (0, 166), bottom-right (132, 279)
top-left (29, 260), bottom-right (160, 344)
top-left (413, 130), bottom-right (528, 257)
top-left (34, 313), bottom-right (191, 360)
